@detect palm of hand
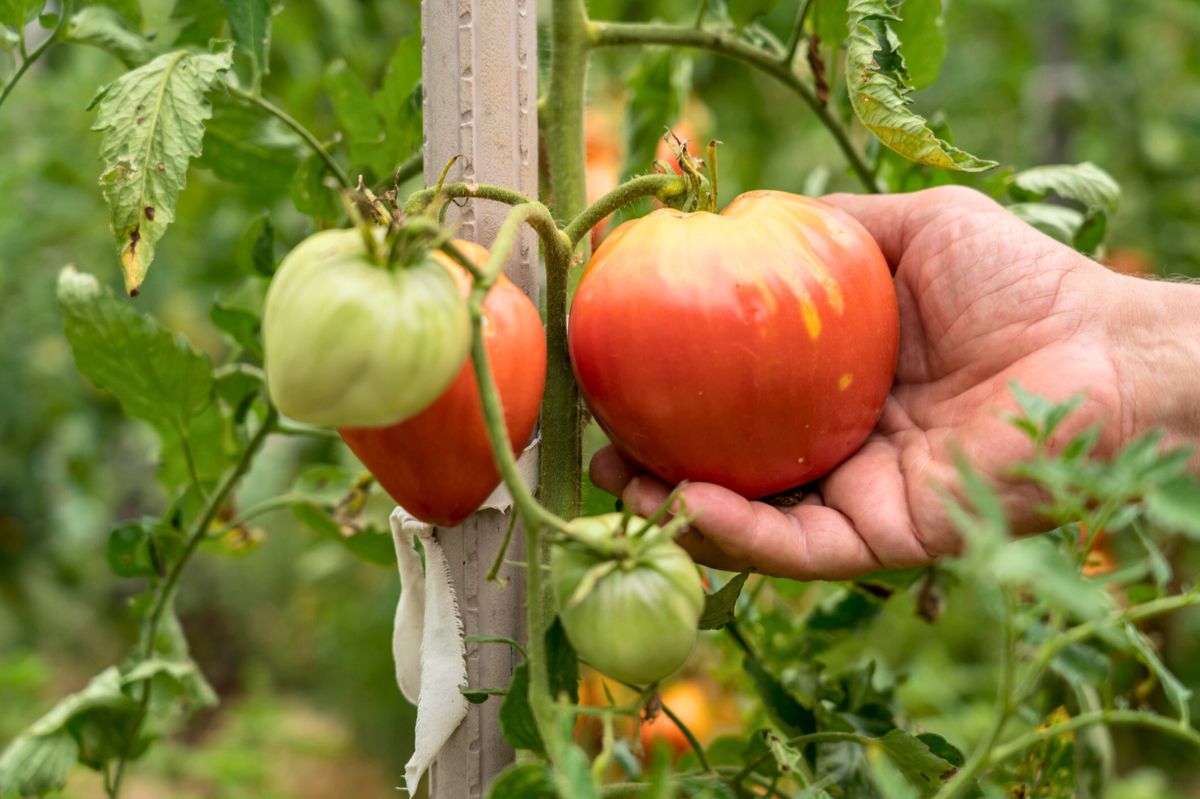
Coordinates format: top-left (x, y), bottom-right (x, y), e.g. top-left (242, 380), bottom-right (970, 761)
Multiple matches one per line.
top-left (592, 187), bottom-right (1124, 579)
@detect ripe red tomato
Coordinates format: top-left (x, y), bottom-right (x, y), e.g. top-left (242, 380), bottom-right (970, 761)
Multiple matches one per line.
top-left (339, 241), bottom-right (546, 527)
top-left (568, 190), bottom-right (899, 498)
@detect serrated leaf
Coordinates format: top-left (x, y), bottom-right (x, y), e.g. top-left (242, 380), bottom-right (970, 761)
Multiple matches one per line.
top-left (90, 44), bottom-right (233, 294)
top-left (891, 0), bottom-right (944, 89)
top-left (1007, 163), bottom-right (1120, 215)
top-left (993, 536), bottom-right (1113, 621)
top-left (622, 48), bottom-right (691, 179)
top-left (218, 0), bottom-right (272, 88)
top-left (876, 728), bottom-right (958, 789)
top-left (65, 5), bottom-right (154, 66)
top-left (846, 0), bottom-right (995, 172)
top-left (699, 570), bottom-right (750, 630)
top-left (198, 93), bottom-right (304, 197)
top-left (58, 267), bottom-right (214, 430)
top-left (499, 663), bottom-right (546, 756)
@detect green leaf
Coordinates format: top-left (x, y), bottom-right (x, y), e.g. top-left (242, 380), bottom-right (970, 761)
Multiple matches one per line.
top-left (993, 537), bottom-right (1113, 621)
top-left (170, 0), bottom-right (225, 47)
top-left (209, 301), bottom-right (262, 359)
top-left (876, 728), bottom-right (957, 790)
top-left (699, 570), bottom-right (750, 630)
top-left (622, 48), bottom-right (691, 179)
top-left (290, 151), bottom-right (341, 222)
top-left (325, 59), bottom-right (390, 177)
top-left (198, 93), bottom-right (304, 197)
top-left (0, 732), bottom-right (78, 797)
top-left (555, 744), bottom-right (600, 799)
top-left (891, 0), bottom-right (944, 89)
top-left (0, 0), bottom-right (42, 29)
top-left (218, 0), bottom-right (272, 88)
top-left (813, 0), bottom-right (850, 47)
top-left (375, 34), bottom-right (422, 164)
top-left (107, 519), bottom-right (167, 577)
top-left (1008, 202), bottom-right (1087, 247)
top-left (806, 587), bottom-right (883, 631)
top-left (744, 656), bottom-right (816, 737)
top-left (727, 0), bottom-right (781, 29)
top-left (499, 663), bottom-right (546, 757)
top-left (1145, 476), bottom-right (1200, 539)
top-left (58, 267), bottom-right (214, 431)
top-left (1124, 622), bottom-right (1192, 724)
top-left (546, 617), bottom-right (580, 704)
top-left (236, 212), bottom-right (276, 276)
top-left (1007, 163), bottom-right (1120, 215)
top-left (90, 44), bottom-right (234, 295)
top-left (846, 0), bottom-right (995, 172)
top-left (484, 762), bottom-right (558, 799)
top-left (65, 5), bottom-right (154, 66)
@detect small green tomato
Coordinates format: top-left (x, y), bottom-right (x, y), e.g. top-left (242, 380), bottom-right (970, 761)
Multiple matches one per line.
top-left (263, 228), bottom-right (470, 428)
top-left (551, 513), bottom-right (705, 685)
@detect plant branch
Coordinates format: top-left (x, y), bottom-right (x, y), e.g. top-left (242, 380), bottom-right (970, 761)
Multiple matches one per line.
top-left (562, 173), bottom-right (688, 247)
top-left (588, 20), bottom-right (880, 193)
top-left (932, 590), bottom-right (1018, 799)
top-left (1015, 587), bottom-right (1200, 703)
top-left (0, 0), bottom-right (72, 113)
top-left (987, 709), bottom-right (1200, 767)
top-left (660, 700), bottom-right (714, 774)
top-left (403, 181), bottom-right (538, 217)
top-left (784, 0), bottom-right (814, 65)
top-left (110, 407), bottom-right (278, 797)
top-left (228, 86), bottom-right (352, 189)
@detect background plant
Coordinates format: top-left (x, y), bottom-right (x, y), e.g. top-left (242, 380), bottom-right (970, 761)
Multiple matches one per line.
top-left (1, 0), bottom-right (1199, 797)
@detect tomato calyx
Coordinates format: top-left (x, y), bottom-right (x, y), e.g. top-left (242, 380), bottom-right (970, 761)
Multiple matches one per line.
top-left (656, 132), bottom-right (721, 214)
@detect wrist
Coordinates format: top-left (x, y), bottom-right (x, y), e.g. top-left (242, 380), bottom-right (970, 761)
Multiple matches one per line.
top-left (1103, 270), bottom-right (1200, 459)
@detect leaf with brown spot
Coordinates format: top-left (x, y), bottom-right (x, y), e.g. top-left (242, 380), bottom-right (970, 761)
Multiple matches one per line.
top-left (91, 43), bottom-right (233, 294)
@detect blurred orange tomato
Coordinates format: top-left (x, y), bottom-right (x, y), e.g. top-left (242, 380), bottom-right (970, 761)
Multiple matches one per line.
top-left (585, 110), bottom-right (622, 248)
top-left (639, 678), bottom-right (736, 760)
top-left (1105, 247), bottom-right (1154, 275)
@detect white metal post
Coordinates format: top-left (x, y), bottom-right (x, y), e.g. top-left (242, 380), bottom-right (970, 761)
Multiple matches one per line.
top-left (420, 1), bottom-right (538, 796)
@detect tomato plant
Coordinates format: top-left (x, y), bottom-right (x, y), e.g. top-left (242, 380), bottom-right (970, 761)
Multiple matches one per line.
top-left (570, 190), bottom-right (899, 497)
top-left (339, 240), bottom-right (546, 527)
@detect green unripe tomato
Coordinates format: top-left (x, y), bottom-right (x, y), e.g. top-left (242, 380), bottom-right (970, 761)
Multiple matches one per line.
top-left (263, 228), bottom-right (471, 428)
top-left (551, 514), bottom-right (705, 685)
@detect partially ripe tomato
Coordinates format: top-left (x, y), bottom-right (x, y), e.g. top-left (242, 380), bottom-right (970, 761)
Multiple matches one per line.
top-left (640, 679), bottom-right (723, 757)
top-left (552, 514), bottom-right (704, 686)
top-left (569, 190), bottom-right (899, 498)
top-left (339, 241), bottom-right (546, 527)
top-left (263, 229), bottom-right (470, 428)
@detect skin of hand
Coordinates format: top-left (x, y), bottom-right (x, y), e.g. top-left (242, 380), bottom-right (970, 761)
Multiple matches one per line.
top-left (590, 185), bottom-right (1200, 581)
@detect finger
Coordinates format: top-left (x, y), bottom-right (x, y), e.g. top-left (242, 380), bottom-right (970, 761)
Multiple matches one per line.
top-left (821, 187), bottom-right (1000, 268)
top-left (620, 474), bottom-right (674, 519)
top-left (671, 483), bottom-right (884, 581)
top-left (675, 527), bottom-right (752, 573)
top-left (589, 445), bottom-right (639, 496)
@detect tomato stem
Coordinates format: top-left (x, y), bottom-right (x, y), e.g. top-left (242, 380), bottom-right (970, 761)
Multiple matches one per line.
top-left (562, 173), bottom-right (689, 247)
top-left (705, 140), bottom-right (721, 212)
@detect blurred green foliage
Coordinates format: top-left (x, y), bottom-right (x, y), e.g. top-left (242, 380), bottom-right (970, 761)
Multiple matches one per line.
top-left (2, 0), bottom-right (1199, 796)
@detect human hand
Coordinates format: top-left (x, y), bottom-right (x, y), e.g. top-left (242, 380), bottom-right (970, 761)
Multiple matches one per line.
top-left (591, 186), bottom-right (1139, 580)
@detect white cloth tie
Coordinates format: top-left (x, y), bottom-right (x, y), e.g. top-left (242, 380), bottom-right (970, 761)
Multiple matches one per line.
top-left (390, 441), bottom-right (538, 796)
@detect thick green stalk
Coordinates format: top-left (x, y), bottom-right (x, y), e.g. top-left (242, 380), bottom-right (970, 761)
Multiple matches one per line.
top-left (542, 0), bottom-right (592, 521)
top-left (588, 20), bottom-right (881, 193)
top-left (562, 173), bottom-right (688, 247)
